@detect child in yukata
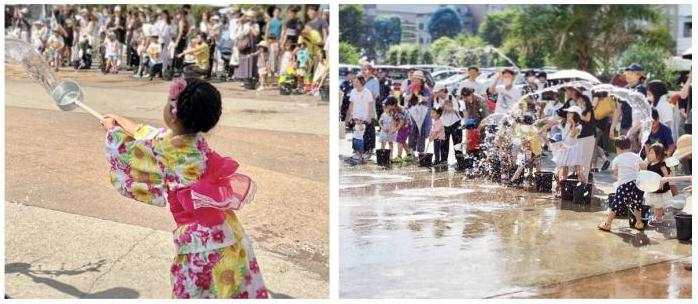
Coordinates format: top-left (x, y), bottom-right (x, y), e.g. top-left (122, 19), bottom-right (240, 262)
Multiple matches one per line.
top-left (102, 78), bottom-right (268, 299)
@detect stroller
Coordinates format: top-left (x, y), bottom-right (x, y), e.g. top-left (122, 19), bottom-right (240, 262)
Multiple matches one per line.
top-left (73, 37), bottom-right (93, 70)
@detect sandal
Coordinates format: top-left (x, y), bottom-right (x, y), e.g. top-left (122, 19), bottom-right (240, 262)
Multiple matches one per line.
top-left (648, 217), bottom-right (663, 226)
top-left (597, 222), bottom-right (611, 232)
top-left (634, 221), bottom-right (645, 230)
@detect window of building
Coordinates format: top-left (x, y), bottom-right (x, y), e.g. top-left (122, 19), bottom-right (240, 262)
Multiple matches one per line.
top-left (419, 23), bottom-right (423, 30)
top-left (684, 22), bottom-right (692, 38)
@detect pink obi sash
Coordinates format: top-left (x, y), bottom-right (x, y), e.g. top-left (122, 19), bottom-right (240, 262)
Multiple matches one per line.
top-left (168, 151), bottom-right (256, 227)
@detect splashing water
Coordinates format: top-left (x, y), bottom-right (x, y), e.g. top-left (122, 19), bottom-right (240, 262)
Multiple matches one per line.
top-left (5, 38), bottom-right (59, 95)
top-left (5, 38), bottom-right (83, 111)
top-left (474, 79), bottom-right (652, 180)
top-left (515, 80), bottom-right (653, 144)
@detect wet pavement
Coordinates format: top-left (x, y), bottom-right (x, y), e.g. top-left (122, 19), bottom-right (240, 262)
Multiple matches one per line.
top-left (339, 138), bottom-right (691, 298)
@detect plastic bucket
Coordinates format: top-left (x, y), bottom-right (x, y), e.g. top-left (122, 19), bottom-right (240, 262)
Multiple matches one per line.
top-left (455, 155), bottom-right (473, 171)
top-left (535, 171), bottom-right (554, 193)
top-left (418, 152), bottom-right (433, 167)
top-left (573, 182), bottom-right (593, 204)
top-left (244, 78), bottom-right (257, 90)
top-left (376, 149), bottom-right (391, 167)
top-left (675, 213), bottom-right (692, 242)
top-left (560, 179), bottom-right (578, 201)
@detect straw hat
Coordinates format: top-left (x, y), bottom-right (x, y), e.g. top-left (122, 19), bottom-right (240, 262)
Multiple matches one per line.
top-left (244, 10), bottom-right (257, 18)
top-left (258, 40), bottom-right (268, 48)
top-left (673, 134), bottom-right (692, 159)
top-left (412, 70), bottom-right (426, 80)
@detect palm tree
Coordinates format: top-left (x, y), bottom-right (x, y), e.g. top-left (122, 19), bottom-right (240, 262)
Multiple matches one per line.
top-left (549, 4), bottom-right (660, 72)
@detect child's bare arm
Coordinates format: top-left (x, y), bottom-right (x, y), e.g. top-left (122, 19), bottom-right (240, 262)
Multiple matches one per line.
top-left (104, 114), bottom-right (139, 134)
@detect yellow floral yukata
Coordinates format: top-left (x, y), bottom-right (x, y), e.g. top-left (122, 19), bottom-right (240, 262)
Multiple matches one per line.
top-left (105, 124), bottom-right (268, 299)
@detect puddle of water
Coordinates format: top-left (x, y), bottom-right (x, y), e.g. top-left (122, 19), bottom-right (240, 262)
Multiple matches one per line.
top-left (392, 187), bottom-right (475, 197)
top-left (339, 168), bottom-right (692, 298)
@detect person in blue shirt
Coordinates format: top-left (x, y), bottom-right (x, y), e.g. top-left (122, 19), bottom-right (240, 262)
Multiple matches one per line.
top-left (266, 6), bottom-right (283, 42)
top-left (645, 108), bottom-right (676, 157)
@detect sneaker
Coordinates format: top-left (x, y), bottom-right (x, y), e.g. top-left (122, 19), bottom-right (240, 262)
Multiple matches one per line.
top-left (391, 156), bottom-right (403, 164)
top-left (256, 86), bottom-right (264, 91)
top-left (350, 153), bottom-right (362, 161)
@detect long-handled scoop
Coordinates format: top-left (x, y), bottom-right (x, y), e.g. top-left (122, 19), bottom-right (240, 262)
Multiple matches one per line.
top-left (51, 79), bottom-right (104, 122)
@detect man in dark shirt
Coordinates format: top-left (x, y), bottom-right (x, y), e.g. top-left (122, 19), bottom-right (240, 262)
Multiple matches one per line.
top-left (281, 6), bottom-right (303, 48)
top-left (305, 5), bottom-right (328, 43)
top-left (611, 63), bottom-right (646, 137)
top-left (645, 108), bottom-right (676, 157)
top-left (340, 71), bottom-right (355, 122)
top-left (378, 69), bottom-right (392, 105)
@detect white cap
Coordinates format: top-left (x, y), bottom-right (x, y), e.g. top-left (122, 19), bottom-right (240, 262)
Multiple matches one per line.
top-left (433, 83), bottom-right (446, 92)
top-left (564, 106), bottom-right (583, 116)
top-left (114, 6), bottom-right (121, 12)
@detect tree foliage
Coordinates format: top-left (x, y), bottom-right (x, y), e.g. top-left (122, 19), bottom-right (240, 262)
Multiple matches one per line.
top-left (339, 42), bottom-right (360, 64)
top-left (427, 7), bottom-right (463, 40)
top-left (478, 9), bottom-right (518, 47)
top-left (339, 5), bottom-right (365, 48)
top-left (374, 15), bottom-right (402, 51)
top-left (422, 50), bottom-right (434, 64)
top-left (408, 47), bottom-right (420, 64)
top-left (386, 45), bottom-right (401, 65)
top-left (614, 44), bottom-right (673, 88)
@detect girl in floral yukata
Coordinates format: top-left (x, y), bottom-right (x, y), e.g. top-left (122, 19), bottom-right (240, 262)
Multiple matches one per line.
top-left (101, 78), bottom-right (268, 299)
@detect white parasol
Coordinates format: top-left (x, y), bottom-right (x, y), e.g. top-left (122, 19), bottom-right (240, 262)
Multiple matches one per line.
top-left (549, 69), bottom-right (601, 84)
top-left (408, 104), bottom-right (429, 133)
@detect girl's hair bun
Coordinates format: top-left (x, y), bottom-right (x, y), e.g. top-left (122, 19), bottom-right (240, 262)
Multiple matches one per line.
top-left (176, 78), bottom-right (222, 134)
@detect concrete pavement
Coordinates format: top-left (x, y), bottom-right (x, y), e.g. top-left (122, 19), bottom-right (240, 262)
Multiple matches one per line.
top-left (5, 68), bottom-right (329, 298)
top-left (5, 202), bottom-right (327, 299)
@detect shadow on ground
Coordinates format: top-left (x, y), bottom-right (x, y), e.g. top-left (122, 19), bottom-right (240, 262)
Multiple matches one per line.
top-left (5, 262), bottom-right (139, 299)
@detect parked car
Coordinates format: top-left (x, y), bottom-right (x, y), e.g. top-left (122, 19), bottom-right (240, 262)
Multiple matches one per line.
top-left (437, 74), bottom-right (467, 94)
top-left (401, 64), bottom-right (456, 74)
top-left (431, 69), bottom-right (463, 83)
top-left (374, 65), bottom-right (435, 89)
top-left (339, 64), bottom-right (361, 83)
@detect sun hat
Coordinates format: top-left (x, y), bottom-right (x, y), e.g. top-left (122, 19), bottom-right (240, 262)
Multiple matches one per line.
top-left (412, 70), bottom-right (426, 80)
top-left (673, 134), bottom-right (692, 159)
top-left (564, 106), bottom-right (583, 116)
top-left (665, 134), bottom-right (692, 167)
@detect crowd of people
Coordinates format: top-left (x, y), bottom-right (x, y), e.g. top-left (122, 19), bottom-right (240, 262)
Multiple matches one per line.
top-left (7, 4), bottom-right (330, 94)
top-left (341, 62), bottom-right (692, 229)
